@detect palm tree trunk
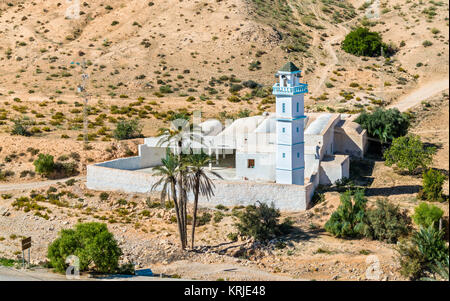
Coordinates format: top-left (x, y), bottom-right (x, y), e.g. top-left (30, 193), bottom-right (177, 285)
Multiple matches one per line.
top-left (191, 175), bottom-right (200, 249)
top-left (177, 174), bottom-right (187, 249)
top-left (171, 180), bottom-right (185, 250)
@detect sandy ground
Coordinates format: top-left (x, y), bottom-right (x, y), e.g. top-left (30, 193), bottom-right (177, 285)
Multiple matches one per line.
top-left (0, 0), bottom-right (448, 281)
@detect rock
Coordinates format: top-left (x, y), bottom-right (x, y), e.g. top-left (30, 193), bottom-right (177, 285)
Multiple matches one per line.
top-left (1, 207), bottom-right (10, 216)
top-left (332, 275), bottom-right (339, 280)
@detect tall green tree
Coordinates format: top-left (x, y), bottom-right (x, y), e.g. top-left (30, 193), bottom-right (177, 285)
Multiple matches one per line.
top-left (355, 108), bottom-right (409, 144)
top-left (185, 152), bottom-right (222, 249)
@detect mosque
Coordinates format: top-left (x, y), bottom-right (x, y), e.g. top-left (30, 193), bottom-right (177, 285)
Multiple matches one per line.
top-left (87, 62), bottom-right (367, 210)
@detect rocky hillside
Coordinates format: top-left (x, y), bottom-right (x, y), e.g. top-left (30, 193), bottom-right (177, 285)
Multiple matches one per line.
top-left (0, 0), bottom-right (447, 106)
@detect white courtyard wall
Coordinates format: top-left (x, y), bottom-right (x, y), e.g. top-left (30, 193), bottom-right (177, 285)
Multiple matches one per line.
top-left (87, 165), bottom-right (312, 211)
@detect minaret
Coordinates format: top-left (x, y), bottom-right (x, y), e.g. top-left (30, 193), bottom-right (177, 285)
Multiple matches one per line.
top-left (273, 62), bottom-right (308, 185)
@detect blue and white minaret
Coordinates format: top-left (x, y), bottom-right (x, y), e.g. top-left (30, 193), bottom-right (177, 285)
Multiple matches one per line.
top-left (273, 62), bottom-right (308, 185)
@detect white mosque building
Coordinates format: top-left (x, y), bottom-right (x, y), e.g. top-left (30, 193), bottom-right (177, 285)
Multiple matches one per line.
top-left (87, 62), bottom-right (368, 210)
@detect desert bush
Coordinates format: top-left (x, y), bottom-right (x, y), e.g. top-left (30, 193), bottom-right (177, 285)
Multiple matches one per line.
top-left (229, 84), bottom-right (243, 93)
top-left (47, 222), bottom-right (122, 274)
top-left (325, 190), bottom-right (368, 238)
top-left (384, 135), bottom-right (435, 174)
top-left (363, 199), bottom-right (411, 243)
top-left (341, 27), bottom-right (392, 57)
top-left (396, 226), bottom-right (448, 280)
top-left (412, 203), bottom-right (444, 229)
top-left (11, 118), bottom-right (32, 136)
top-left (422, 40), bottom-right (433, 47)
top-left (227, 232), bottom-right (239, 242)
top-left (242, 80), bottom-right (260, 89)
top-left (196, 212), bottom-right (212, 226)
top-left (235, 202), bottom-right (293, 241)
top-left (55, 162), bottom-right (78, 177)
top-left (355, 108), bottom-right (409, 144)
top-left (420, 169), bottom-right (446, 202)
top-left (33, 154), bottom-right (55, 177)
top-left (113, 119), bottom-right (143, 140)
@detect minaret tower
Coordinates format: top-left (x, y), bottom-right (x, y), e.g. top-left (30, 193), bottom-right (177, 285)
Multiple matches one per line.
top-left (273, 62), bottom-right (308, 185)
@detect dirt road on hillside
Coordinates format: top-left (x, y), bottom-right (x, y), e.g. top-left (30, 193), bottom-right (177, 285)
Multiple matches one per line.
top-left (388, 78), bottom-right (449, 112)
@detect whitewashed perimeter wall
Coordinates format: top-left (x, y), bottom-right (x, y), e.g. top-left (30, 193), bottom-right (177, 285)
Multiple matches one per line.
top-left (86, 165), bottom-right (313, 211)
top-left (94, 145), bottom-right (166, 170)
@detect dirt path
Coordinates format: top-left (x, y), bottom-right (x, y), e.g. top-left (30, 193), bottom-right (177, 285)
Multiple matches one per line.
top-left (0, 176), bottom-right (86, 192)
top-left (310, 3), bottom-right (350, 95)
top-left (388, 78), bottom-right (449, 112)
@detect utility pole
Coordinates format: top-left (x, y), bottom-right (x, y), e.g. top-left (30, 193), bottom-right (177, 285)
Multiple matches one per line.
top-left (380, 46), bottom-right (385, 107)
top-left (72, 59), bottom-right (90, 150)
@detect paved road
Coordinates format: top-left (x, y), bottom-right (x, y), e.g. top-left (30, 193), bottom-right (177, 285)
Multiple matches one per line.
top-left (0, 266), bottom-right (187, 281)
top-left (0, 266), bottom-right (68, 281)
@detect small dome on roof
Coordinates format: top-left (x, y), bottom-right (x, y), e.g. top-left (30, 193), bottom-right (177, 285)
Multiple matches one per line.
top-left (279, 62), bottom-right (300, 72)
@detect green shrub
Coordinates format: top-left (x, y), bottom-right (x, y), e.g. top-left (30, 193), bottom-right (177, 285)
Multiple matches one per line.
top-left (11, 118), bottom-right (32, 136)
top-left (412, 203), bottom-right (444, 229)
top-left (196, 212), bottom-right (212, 226)
top-left (325, 190), bottom-right (368, 238)
top-left (355, 108), bottom-right (409, 144)
top-left (113, 119), bottom-right (143, 140)
top-left (421, 169), bottom-right (446, 202)
top-left (229, 84), bottom-right (243, 93)
top-left (341, 27), bottom-right (391, 57)
top-left (396, 226), bottom-right (448, 280)
top-left (227, 232), bottom-right (238, 242)
top-left (33, 154), bottom-right (55, 176)
top-left (384, 135), bottom-right (435, 174)
top-left (235, 202), bottom-right (293, 241)
top-left (99, 192), bottom-right (109, 201)
top-left (422, 40), bottom-right (433, 47)
top-left (213, 211), bottom-right (224, 223)
top-left (363, 199), bottom-right (411, 243)
top-left (47, 222), bottom-right (122, 274)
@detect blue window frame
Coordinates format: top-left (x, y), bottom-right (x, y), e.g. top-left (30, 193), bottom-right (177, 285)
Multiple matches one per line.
top-left (282, 103), bottom-right (285, 113)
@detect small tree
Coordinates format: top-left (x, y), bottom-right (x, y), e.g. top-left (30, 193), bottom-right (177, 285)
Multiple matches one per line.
top-left (47, 222), bottom-right (122, 274)
top-left (113, 119), bottom-right (143, 140)
top-left (384, 135), bottom-right (435, 174)
top-left (412, 203), bottom-right (444, 229)
top-left (341, 27), bottom-right (391, 57)
top-left (235, 202), bottom-right (292, 241)
top-left (421, 169), bottom-right (446, 202)
top-left (363, 198), bottom-right (411, 243)
top-left (325, 190), bottom-right (368, 238)
top-left (33, 154), bottom-right (55, 177)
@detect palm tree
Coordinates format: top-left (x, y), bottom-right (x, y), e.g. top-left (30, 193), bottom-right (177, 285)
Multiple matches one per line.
top-left (185, 152), bottom-right (222, 249)
top-left (151, 152), bottom-right (187, 249)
